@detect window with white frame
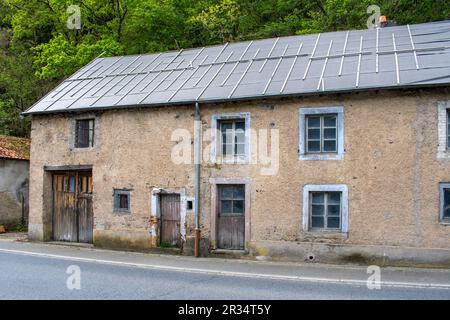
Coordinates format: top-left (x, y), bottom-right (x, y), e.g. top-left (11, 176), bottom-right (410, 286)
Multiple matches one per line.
top-left (211, 113), bottom-right (250, 163)
top-left (437, 101), bottom-right (450, 159)
top-left (219, 119), bottom-right (246, 159)
top-left (310, 192), bottom-right (342, 230)
top-left (447, 110), bottom-right (450, 150)
top-left (302, 184), bottom-right (348, 233)
top-left (306, 114), bottom-right (338, 153)
top-left (439, 183), bottom-right (450, 223)
top-left (299, 107), bottom-right (344, 160)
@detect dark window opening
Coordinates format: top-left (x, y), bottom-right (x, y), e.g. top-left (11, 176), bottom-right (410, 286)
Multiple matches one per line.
top-left (447, 110), bottom-right (450, 149)
top-left (119, 194), bottom-right (128, 209)
top-left (75, 119), bottom-right (95, 148)
top-left (187, 200), bottom-right (193, 211)
top-left (443, 188), bottom-right (450, 220)
top-left (113, 189), bottom-right (130, 213)
top-left (68, 175), bottom-right (76, 193)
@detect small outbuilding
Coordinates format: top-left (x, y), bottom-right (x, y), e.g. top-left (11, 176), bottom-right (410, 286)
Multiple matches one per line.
top-left (0, 135), bottom-right (30, 229)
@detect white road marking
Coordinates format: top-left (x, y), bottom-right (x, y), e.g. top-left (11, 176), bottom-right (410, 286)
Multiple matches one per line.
top-left (0, 247), bottom-right (449, 290)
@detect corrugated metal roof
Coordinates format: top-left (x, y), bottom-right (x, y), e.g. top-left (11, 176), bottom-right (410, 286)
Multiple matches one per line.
top-left (24, 20), bottom-right (450, 115)
top-left (0, 135), bottom-right (30, 160)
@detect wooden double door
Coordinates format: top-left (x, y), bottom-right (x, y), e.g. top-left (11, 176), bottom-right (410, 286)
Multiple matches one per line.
top-left (52, 171), bottom-right (93, 243)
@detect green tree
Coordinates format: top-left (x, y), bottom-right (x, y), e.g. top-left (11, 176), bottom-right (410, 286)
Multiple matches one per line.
top-left (0, 0), bottom-right (449, 136)
top-left (33, 35), bottom-right (123, 79)
top-left (122, 0), bottom-right (188, 53)
top-left (190, 0), bottom-right (241, 44)
top-left (0, 48), bottom-right (52, 135)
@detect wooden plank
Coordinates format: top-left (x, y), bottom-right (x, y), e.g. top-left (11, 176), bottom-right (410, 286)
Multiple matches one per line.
top-left (217, 185), bottom-right (245, 250)
top-left (77, 172), bottom-right (93, 243)
top-left (53, 173), bottom-right (77, 242)
top-left (218, 215), bottom-right (244, 250)
top-left (77, 194), bottom-right (93, 243)
top-left (160, 194), bottom-right (181, 247)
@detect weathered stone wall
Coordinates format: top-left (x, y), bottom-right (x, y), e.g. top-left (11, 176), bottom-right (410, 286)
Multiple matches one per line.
top-left (0, 158), bottom-right (29, 228)
top-left (28, 88), bottom-right (450, 259)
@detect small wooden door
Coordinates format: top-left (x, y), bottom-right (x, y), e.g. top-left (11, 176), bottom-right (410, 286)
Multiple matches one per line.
top-left (52, 172), bottom-right (93, 243)
top-left (77, 173), bottom-right (93, 243)
top-left (217, 185), bottom-right (245, 250)
top-left (160, 194), bottom-right (181, 247)
top-left (53, 174), bottom-right (77, 242)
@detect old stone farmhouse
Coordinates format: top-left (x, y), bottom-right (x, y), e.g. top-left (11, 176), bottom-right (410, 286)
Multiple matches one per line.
top-left (24, 20), bottom-right (450, 265)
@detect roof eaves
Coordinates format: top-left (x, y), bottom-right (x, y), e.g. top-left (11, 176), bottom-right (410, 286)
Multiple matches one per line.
top-left (21, 82), bottom-right (450, 116)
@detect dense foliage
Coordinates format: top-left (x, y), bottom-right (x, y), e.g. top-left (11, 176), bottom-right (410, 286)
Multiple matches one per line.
top-left (0, 0), bottom-right (448, 136)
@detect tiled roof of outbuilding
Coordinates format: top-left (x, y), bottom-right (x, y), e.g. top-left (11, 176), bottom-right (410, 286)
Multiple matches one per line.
top-left (0, 135), bottom-right (31, 160)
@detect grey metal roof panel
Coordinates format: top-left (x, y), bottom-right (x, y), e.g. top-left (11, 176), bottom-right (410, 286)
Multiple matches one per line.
top-left (24, 20), bottom-right (450, 115)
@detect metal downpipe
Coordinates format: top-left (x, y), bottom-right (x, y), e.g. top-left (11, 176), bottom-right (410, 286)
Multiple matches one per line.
top-left (194, 102), bottom-right (201, 257)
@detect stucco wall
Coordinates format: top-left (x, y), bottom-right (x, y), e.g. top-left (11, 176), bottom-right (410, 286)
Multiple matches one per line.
top-left (28, 88), bottom-right (450, 257)
top-left (0, 158), bottom-right (29, 227)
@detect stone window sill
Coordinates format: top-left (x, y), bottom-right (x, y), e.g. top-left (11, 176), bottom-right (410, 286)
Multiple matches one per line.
top-left (299, 153), bottom-right (343, 161)
top-left (437, 151), bottom-right (450, 159)
top-left (71, 147), bottom-right (95, 152)
top-left (215, 157), bottom-right (249, 165)
top-left (113, 210), bottom-right (131, 215)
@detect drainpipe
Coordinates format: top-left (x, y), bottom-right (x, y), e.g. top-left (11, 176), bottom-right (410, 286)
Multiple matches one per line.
top-left (21, 194), bottom-right (25, 226)
top-left (194, 102), bottom-right (201, 257)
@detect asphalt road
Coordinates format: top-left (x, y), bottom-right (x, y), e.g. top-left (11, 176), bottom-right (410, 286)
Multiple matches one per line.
top-left (1, 248), bottom-right (450, 300)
